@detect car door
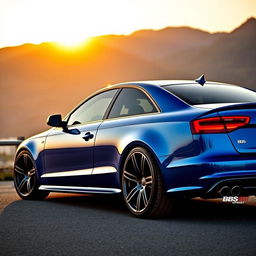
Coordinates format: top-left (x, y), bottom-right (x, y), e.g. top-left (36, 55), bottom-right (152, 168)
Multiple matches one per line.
top-left (42, 89), bottom-right (118, 186)
top-left (93, 87), bottom-right (158, 185)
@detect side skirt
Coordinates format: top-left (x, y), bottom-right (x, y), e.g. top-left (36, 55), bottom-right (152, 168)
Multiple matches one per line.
top-left (39, 185), bottom-right (122, 194)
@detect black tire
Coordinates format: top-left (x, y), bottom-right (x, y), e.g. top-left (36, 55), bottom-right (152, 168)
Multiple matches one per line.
top-left (13, 150), bottom-right (49, 200)
top-left (121, 147), bottom-right (176, 218)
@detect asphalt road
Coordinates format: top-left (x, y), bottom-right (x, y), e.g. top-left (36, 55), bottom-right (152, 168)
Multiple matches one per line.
top-left (0, 181), bottom-right (256, 256)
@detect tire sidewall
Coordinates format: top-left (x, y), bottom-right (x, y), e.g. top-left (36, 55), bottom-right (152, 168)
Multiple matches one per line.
top-left (121, 147), bottom-right (158, 217)
top-left (13, 150), bottom-right (40, 199)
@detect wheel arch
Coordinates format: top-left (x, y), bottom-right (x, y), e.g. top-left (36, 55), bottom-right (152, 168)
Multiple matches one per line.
top-left (15, 138), bottom-right (46, 179)
top-left (118, 141), bottom-right (163, 183)
top-left (16, 141), bottom-right (38, 160)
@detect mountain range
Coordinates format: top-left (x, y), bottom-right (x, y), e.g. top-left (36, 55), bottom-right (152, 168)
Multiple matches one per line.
top-left (0, 17), bottom-right (255, 138)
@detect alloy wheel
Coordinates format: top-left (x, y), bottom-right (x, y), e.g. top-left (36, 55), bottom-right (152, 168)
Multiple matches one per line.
top-left (14, 152), bottom-right (36, 197)
top-left (122, 150), bottom-right (155, 214)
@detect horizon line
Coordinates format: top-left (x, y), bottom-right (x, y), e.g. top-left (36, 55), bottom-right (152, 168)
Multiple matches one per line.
top-left (1, 16), bottom-right (255, 49)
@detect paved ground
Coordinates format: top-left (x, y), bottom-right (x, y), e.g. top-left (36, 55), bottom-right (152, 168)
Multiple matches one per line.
top-left (0, 181), bottom-right (256, 256)
top-left (0, 181), bottom-right (19, 212)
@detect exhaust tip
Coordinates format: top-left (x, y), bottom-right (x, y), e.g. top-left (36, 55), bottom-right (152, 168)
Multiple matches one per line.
top-left (231, 185), bottom-right (241, 196)
top-left (219, 186), bottom-right (230, 197)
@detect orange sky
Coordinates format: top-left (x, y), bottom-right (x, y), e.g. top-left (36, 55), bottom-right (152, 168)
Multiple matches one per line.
top-left (0, 0), bottom-right (255, 48)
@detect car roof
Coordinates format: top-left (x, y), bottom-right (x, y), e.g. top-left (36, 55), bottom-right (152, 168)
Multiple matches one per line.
top-left (112, 80), bottom-right (226, 88)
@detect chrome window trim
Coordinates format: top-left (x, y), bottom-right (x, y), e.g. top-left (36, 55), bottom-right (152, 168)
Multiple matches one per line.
top-left (63, 85), bottom-right (161, 128)
top-left (65, 88), bottom-right (119, 127)
top-left (105, 85), bottom-right (161, 121)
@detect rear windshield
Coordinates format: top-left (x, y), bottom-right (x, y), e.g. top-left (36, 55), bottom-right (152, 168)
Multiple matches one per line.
top-left (164, 84), bottom-right (256, 105)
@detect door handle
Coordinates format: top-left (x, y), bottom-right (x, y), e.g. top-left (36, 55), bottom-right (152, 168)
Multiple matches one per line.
top-left (82, 132), bottom-right (94, 141)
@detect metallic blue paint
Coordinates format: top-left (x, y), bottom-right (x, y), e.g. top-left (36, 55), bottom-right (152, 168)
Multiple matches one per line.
top-left (167, 186), bottom-right (203, 193)
top-left (16, 81), bottom-right (256, 197)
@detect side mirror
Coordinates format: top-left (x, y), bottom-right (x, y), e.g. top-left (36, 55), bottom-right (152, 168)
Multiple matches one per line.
top-left (47, 114), bottom-right (66, 128)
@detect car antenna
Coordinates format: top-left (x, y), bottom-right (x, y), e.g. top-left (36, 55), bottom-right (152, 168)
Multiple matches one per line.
top-left (195, 74), bottom-right (206, 86)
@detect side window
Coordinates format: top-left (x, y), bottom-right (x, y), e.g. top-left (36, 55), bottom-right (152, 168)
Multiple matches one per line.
top-left (67, 89), bottom-right (117, 125)
top-left (108, 88), bottom-right (158, 119)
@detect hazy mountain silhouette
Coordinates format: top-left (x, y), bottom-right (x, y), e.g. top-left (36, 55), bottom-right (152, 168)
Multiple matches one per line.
top-left (161, 17), bottom-right (256, 85)
top-left (0, 41), bottom-right (168, 137)
top-left (98, 27), bottom-right (225, 61)
top-left (0, 17), bottom-right (255, 138)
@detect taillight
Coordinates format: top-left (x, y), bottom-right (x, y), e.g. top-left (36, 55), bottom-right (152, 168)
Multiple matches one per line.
top-left (191, 116), bottom-right (250, 134)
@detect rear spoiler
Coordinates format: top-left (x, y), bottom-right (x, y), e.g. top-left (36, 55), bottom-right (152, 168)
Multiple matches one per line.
top-left (197, 102), bottom-right (256, 118)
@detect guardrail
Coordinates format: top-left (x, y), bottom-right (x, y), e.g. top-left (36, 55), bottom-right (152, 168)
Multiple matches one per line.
top-left (0, 137), bottom-right (25, 147)
top-left (0, 137), bottom-right (25, 180)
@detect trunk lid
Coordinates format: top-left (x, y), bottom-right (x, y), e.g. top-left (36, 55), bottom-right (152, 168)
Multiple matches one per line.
top-left (195, 103), bottom-right (256, 153)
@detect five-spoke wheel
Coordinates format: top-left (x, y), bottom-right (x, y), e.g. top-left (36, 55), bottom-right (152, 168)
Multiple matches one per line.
top-left (122, 150), bottom-right (154, 213)
top-left (122, 147), bottom-right (175, 218)
top-left (14, 150), bottom-right (49, 200)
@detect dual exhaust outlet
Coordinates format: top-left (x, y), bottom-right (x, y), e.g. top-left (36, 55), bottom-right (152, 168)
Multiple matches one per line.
top-left (218, 185), bottom-right (242, 197)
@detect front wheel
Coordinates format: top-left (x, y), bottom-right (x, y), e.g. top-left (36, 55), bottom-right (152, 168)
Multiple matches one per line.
top-left (121, 147), bottom-right (176, 218)
top-left (13, 150), bottom-right (49, 200)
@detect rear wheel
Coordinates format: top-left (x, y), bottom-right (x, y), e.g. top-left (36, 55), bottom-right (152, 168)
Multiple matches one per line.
top-left (121, 147), bottom-right (175, 218)
top-left (14, 150), bottom-right (49, 200)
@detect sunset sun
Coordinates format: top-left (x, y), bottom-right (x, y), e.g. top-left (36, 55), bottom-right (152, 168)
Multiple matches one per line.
top-left (1, 0), bottom-right (255, 48)
top-left (56, 37), bottom-right (86, 48)
top-left (54, 36), bottom-right (92, 50)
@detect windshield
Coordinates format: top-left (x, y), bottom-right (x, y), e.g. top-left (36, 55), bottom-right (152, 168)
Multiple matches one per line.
top-left (164, 83), bottom-right (256, 105)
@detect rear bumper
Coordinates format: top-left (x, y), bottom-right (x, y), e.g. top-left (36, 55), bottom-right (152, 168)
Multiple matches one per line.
top-left (166, 175), bottom-right (256, 198)
top-left (205, 176), bottom-right (256, 197)
top-left (162, 157), bottom-right (256, 198)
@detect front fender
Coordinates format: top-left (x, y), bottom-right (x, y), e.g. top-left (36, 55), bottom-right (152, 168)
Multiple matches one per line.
top-left (15, 130), bottom-right (51, 178)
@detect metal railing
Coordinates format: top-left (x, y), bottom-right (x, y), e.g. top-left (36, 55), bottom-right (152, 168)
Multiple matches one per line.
top-left (0, 137), bottom-right (25, 147)
top-left (0, 137), bottom-right (25, 179)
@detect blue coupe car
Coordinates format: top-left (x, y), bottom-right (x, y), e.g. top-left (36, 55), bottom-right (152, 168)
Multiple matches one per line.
top-left (14, 76), bottom-right (256, 217)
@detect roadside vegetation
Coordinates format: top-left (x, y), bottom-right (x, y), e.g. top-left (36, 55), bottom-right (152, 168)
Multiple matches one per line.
top-left (0, 152), bottom-right (14, 181)
top-left (0, 169), bottom-right (13, 181)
